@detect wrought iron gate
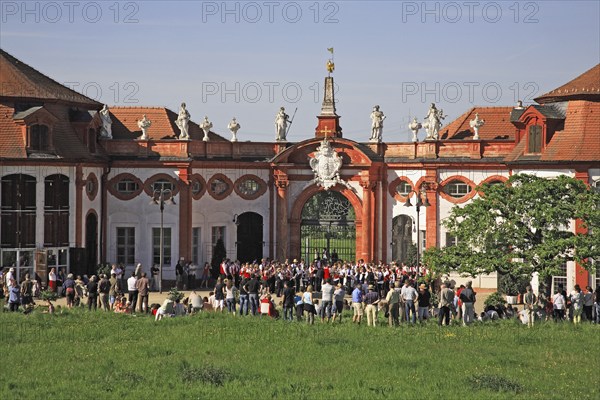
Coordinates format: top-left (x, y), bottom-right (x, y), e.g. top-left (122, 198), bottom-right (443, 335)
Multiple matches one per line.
top-left (301, 191), bottom-right (355, 263)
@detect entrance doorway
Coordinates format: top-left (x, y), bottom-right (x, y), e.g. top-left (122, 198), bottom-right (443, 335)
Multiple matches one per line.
top-left (301, 191), bottom-right (355, 263)
top-left (391, 215), bottom-right (413, 264)
top-left (85, 213), bottom-right (98, 274)
top-left (236, 212), bottom-right (263, 263)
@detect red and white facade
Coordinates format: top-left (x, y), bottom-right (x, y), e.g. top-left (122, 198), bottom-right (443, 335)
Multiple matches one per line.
top-left (1, 50), bottom-right (598, 292)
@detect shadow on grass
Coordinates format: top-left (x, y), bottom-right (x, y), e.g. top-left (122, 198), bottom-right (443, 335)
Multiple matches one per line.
top-left (468, 374), bottom-right (524, 394)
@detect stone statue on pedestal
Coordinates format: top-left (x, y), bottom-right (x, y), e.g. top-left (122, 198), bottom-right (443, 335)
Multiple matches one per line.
top-left (228, 117), bottom-right (240, 142)
top-left (370, 105), bottom-right (386, 142)
top-left (200, 116), bottom-right (212, 142)
top-left (99, 105), bottom-right (112, 139)
top-left (176, 102), bottom-right (190, 140)
top-left (275, 107), bottom-right (289, 141)
top-left (137, 114), bottom-right (151, 140)
top-left (423, 103), bottom-right (445, 140)
top-left (408, 117), bottom-right (422, 142)
top-left (469, 113), bottom-right (485, 140)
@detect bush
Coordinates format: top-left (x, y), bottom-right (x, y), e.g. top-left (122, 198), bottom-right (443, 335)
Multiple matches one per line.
top-left (498, 273), bottom-right (530, 296)
top-left (40, 290), bottom-right (58, 301)
top-left (167, 287), bottom-right (184, 302)
top-left (484, 292), bottom-right (506, 309)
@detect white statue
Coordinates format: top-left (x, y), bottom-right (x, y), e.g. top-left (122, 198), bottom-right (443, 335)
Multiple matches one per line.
top-left (423, 103), bottom-right (446, 140)
top-left (228, 117), bottom-right (240, 142)
top-left (176, 102), bottom-right (190, 140)
top-left (408, 117), bottom-right (422, 142)
top-left (370, 105), bottom-right (386, 142)
top-left (99, 104), bottom-right (112, 139)
top-left (275, 107), bottom-right (289, 141)
top-left (469, 113), bottom-right (485, 140)
top-left (137, 114), bottom-right (151, 140)
top-left (200, 116), bottom-right (212, 142)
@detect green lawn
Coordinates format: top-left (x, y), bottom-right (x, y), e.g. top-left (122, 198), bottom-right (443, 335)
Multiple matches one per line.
top-left (1, 309), bottom-right (598, 399)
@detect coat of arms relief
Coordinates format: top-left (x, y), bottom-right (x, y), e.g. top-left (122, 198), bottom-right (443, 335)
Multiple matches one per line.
top-left (308, 139), bottom-right (353, 190)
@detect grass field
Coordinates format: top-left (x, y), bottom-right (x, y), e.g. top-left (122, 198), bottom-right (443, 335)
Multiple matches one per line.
top-left (1, 309), bottom-right (598, 399)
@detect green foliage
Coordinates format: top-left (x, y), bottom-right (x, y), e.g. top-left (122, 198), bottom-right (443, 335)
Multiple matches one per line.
top-left (439, 174), bottom-right (600, 278)
top-left (96, 263), bottom-right (111, 277)
top-left (498, 273), bottom-right (530, 296)
top-left (405, 243), bottom-right (418, 267)
top-left (484, 292), bottom-right (507, 309)
top-left (210, 238), bottom-right (227, 278)
top-left (167, 287), bottom-right (184, 302)
top-left (40, 290), bottom-right (58, 301)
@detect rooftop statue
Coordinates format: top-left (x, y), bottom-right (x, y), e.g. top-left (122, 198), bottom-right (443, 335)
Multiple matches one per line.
top-left (228, 117), bottom-right (240, 142)
top-left (137, 114), bottom-right (151, 140)
top-left (370, 105), bottom-right (386, 142)
top-left (99, 105), bottom-right (112, 139)
top-left (176, 102), bottom-right (190, 140)
top-left (200, 116), bottom-right (212, 142)
top-left (423, 103), bottom-right (446, 140)
top-left (275, 107), bottom-right (289, 141)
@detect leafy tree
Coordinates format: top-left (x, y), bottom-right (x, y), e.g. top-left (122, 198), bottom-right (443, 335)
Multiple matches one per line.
top-left (424, 174), bottom-right (600, 279)
top-left (211, 238), bottom-right (226, 278)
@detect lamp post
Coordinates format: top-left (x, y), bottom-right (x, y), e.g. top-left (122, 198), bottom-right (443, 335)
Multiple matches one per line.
top-left (150, 188), bottom-right (176, 293)
top-left (403, 187), bottom-right (430, 282)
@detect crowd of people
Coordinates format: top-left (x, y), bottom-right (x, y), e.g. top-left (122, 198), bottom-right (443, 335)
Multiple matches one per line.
top-left (2, 258), bottom-right (600, 328)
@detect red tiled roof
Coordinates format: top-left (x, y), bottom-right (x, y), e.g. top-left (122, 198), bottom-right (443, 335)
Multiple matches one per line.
top-left (541, 100), bottom-right (600, 162)
top-left (439, 107), bottom-right (515, 140)
top-left (109, 107), bottom-right (227, 141)
top-left (535, 64), bottom-right (600, 104)
top-left (0, 49), bottom-right (100, 107)
top-left (0, 103), bottom-right (26, 158)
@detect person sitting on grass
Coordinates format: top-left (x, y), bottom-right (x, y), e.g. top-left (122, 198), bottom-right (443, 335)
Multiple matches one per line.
top-left (155, 298), bottom-right (175, 321)
top-left (189, 291), bottom-right (203, 314)
top-left (203, 296), bottom-right (213, 312)
top-left (174, 298), bottom-right (187, 317)
top-left (261, 294), bottom-right (279, 319)
top-left (114, 297), bottom-right (129, 314)
top-left (44, 299), bottom-right (55, 314)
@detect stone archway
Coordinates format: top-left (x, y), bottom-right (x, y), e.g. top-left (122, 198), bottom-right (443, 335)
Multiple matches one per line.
top-left (300, 191), bottom-right (355, 263)
top-left (290, 184), bottom-right (362, 261)
top-left (391, 215), bottom-right (413, 264)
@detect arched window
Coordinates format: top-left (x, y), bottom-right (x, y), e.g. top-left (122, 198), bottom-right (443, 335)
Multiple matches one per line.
top-left (444, 180), bottom-right (472, 198)
top-left (396, 181), bottom-right (412, 196)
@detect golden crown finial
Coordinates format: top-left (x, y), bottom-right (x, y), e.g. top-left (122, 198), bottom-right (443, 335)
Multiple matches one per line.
top-left (326, 47), bottom-right (335, 74)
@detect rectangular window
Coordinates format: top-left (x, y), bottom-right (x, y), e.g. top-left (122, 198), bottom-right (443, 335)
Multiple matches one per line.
top-left (595, 263), bottom-right (600, 289)
top-left (116, 227), bottom-right (135, 265)
top-left (420, 230), bottom-right (426, 253)
top-left (212, 226), bottom-right (225, 247)
top-left (528, 125), bottom-right (542, 153)
top-left (551, 263), bottom-right (568, 294)
top-left (445, 233), bottom-right (458, 247)
top-left (152, 227), bottom-right (172, 266)
top-left (192, 227), bottom-right (201, 265)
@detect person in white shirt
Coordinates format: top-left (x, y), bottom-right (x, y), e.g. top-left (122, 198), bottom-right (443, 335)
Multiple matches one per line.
top-left (552, 290), bottom-right (566, 321)
top-left (127, 272), bottom-right (138, 312)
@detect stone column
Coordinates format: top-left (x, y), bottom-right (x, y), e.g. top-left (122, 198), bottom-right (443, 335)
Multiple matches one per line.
top-left (424, 170), bottom-right (439, 249)
top-left (177, 167), bottom-right (192, 262)
top-left (360, 178), bottom-right (376, 262)
top-left (275, 173), bottom-right (289, 261)
top-left (75, 164), bottom-right (84, 247)
top-left (574, 170), bottom-right (590, 288)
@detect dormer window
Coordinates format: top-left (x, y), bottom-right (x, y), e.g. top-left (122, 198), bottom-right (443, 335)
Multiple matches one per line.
top-left (29, 124), bottom-right (49, 151)
top-left (528, 125), bottom-right (542, 153)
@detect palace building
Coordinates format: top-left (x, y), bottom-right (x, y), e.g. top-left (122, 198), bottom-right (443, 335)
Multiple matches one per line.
top-left (1, 49), bottom-right (599, 292)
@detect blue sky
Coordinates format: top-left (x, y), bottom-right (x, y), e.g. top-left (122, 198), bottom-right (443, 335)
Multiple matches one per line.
top-left (1, 1), bottom-right (599, 142)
